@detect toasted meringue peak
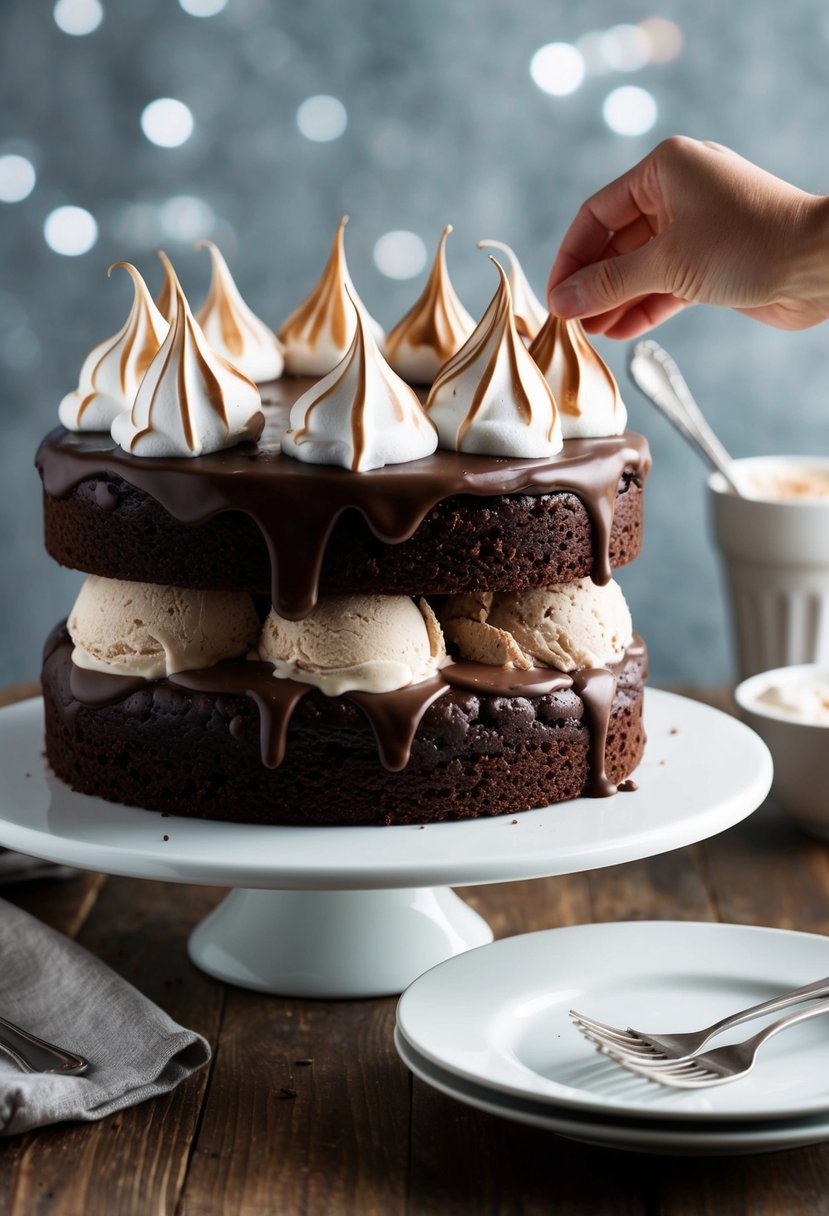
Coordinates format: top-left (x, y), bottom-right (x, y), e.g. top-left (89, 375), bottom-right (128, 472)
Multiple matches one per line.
top-left (195, 240), bottom-right (284, 383)
top-left (281, 294), bottom-right (437, 472)
top-left (154, 249), bottom-right (178, 323)
top-left (383, 225), bottom-right (475, 384)
top-left (425, 258), bottom-right (562, 458)
top-left (529, 315), bottom-right (627, 439)
top-left (59, 263), bottom-right (169, 432)
top-left (276, 216), bottom-right (384, 376)
top-left (477, 239), bottom-right (547, 341)
top-left (111, 271), bottom-right (264, 458)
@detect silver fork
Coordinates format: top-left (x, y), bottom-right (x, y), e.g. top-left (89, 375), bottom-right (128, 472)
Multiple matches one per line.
top-left (0, 1014), bottom-right (88, 1075)
top-left (597, 1001), bottom-right (829, 1088)
top-left (570, 973), bottom-right (829, 1066)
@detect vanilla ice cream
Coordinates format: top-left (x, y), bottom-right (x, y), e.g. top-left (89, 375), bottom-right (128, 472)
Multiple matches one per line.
top-left (441, 578), bottom-right (633, 673)
top-left (755, 680), bottom-right (829, 725)
top-left (258, 595), bottom-right (448, 694)
top-left (68, 576), bottom-right (261, 679)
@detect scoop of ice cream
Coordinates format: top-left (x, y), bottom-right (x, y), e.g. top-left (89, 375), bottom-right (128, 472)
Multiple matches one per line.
top-left (68, 576), bottom-right (261, 680)
top-left (756, 681), bottom-right (829, 724)
top-left (441, 579), bottom-right (632, 673)
top-left (258, 595), bottom-right (448, 694)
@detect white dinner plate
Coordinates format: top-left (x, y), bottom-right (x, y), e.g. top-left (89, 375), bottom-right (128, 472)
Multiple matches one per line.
top-left (395, 1028), bottom-right (829, 1156)
top-left (397, 921), bottom-right (829, 1123)
top-left (0, 693), bottom-right (770, 890)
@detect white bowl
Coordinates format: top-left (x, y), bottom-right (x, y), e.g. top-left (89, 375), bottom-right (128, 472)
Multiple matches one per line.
top-left (708, 456), bottom-right (829, 680)
top-left (735, 663), bottom-right (829, 838)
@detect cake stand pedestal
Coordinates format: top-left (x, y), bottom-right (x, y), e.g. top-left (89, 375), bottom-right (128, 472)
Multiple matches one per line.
top-left (0, 691), bottom-right (771, 998)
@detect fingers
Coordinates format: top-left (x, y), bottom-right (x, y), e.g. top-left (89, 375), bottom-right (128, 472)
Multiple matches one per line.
top-left (581, 294), bottom-right (688, 338)
top-left (603, 295), bottom-right (689, 338)
top-left (547, 153), bottom-right (663, 300)
top-left (548, 238), bottom-right (669, 320)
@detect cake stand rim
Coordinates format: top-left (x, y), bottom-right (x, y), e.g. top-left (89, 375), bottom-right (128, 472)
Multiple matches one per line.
top-left (0, 691), bottom-right (772, 891)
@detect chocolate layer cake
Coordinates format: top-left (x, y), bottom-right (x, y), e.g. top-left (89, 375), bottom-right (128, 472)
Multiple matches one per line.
top-left (37, 377), bottom-right (649, 614)
top-left (38, 227), bottom-right (651, 825)
top-left (43, 626), bottom-right (646, 825)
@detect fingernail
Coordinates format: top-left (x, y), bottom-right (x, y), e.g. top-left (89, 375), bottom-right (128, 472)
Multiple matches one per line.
top-left (549, 280), bottom-right (586, 319)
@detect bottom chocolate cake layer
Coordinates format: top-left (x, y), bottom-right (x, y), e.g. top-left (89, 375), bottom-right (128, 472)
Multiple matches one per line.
top-left (42, 629), bottom-right (647, 826)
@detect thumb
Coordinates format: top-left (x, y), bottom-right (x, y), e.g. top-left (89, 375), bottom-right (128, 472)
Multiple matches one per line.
top-left (548, 239), bottom-right (671, 319)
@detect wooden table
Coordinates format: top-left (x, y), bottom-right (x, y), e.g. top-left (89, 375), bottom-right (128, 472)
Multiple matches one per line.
top-left (2, 682), bottom-right (829, 1216)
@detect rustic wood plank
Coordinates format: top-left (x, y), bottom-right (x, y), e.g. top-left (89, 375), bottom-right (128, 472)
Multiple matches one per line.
top-left (705, 800), bottom-right (829, 935)
top-left (407, 1096), bottom-right (652, 1216)
top-left (0, 682), bottom-right (39, 710)
top-left (3, 877), bottom-right (225, 1216)
top-left (461, 873), bottom-right (593, 939)
top-left (588, 846), bottom-right (717, 925)
top-left (4, 871), bottom-right (106, 937)
top-left (652, 1147), bottom-right (829, 1216)
top-left (181, 989), bottom-right (408, 1216)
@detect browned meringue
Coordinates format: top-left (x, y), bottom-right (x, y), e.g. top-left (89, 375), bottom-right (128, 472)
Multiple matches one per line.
top-left (529, 316), bottom-right (627, 438)
top-left (154, 250), bottom-right (177, 323)
top-left (281, 294), bottom-right (437, 472)
top-left (477, 239), bottom-right (547, 341)
top-left (111, 267), bottom-right (264, 458)
top-left (276, 216), bottom-right (383, 376)
top-left (195, 240), bottom-right (284, 382)
top-left (383, 225), bottom-right (475, 384)
top-left (59, 262), bottom-right (168, 432)
top-left (426, 258), bottom-right (562, 457)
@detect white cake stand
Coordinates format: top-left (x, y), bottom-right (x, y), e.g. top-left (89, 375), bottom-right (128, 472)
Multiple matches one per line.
top-left (0, 692), bottom-right (771, 998)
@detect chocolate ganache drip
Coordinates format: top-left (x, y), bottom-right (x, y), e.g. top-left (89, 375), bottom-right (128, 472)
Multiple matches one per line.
top-left (37, 377), bottom-right (650, 619)
top-left (56, 630), bottom-right (646, 798)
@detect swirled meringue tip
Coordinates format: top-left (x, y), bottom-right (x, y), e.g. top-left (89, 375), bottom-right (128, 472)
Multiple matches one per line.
top-left (276, 216), bottom-right (384, 376)
top-left (425, 257), bottom-right (562, 458)
top-left (58, 262), bottom-right (169, 433)
top-left (195, 240), bottom-right (285, 383)
top-left (154, 249), bottom-right (178, 324)
top-left (477, 239), bottom-right (547, 342)
top-left (111, 271), bottom-right (264, 459)
top-left (281, 292), bottom-right (437, 473)
top-left (383, 225), bottom-right (475, 385)
top-left (529, 314), bottom-right (627, 439)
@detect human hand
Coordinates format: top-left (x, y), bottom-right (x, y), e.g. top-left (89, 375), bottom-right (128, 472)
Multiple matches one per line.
top-left (547, 136), bottom-right (829, 338)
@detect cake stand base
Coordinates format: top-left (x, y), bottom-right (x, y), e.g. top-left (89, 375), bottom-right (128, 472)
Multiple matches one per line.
top-left (188, 886), bottom-right (493, 998)
top-left (0, 693), bottom-right (773, 1001)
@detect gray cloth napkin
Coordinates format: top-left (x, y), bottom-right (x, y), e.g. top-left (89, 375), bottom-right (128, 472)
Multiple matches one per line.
top-left (0, 897), bottom-right (211, 1136)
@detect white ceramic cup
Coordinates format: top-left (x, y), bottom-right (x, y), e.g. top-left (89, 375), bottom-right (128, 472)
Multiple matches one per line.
top-left (708, 456), bottom-right (829, 680)
top-left (735, 664), bottom-right (829, 838)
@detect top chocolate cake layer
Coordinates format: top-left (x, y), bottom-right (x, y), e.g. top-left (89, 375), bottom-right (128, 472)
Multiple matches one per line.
top-left (37, 377), bottom-right (650, 618)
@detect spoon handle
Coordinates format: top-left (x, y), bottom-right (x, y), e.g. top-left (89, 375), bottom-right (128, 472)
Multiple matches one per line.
top-left (628, 339), bottom-right (743, 495)
top-left (0, 1014), bottom-right (88, 1075)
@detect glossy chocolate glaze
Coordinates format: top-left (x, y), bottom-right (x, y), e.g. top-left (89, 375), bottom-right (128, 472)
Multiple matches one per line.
top-left (55, 629), bottom-right (646, 796)
top-left (36, 376), bottom-right (650, 619)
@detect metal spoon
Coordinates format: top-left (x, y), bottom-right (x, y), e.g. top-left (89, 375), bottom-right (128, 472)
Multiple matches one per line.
top-left (627, 339), bottom-right (750, 497)
top-left (0, 1013), bottom-right (88, 1075)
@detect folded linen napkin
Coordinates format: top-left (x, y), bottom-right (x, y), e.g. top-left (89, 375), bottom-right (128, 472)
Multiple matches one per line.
top-left (0, 897), bottom-right (210, 1136)
top-left (0, 849), bottom-right (77, 885)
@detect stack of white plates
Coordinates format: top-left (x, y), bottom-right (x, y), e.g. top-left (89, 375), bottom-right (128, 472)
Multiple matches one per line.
top-left (395, 921), bottom-right (829, 1155)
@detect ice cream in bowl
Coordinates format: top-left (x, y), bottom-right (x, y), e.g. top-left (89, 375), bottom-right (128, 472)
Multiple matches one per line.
top-left (735, 663), bottom-right (829, 837)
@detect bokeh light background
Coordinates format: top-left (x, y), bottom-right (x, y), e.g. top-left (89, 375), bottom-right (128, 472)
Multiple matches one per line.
top-left (1, 0), bottom-right (827, 685)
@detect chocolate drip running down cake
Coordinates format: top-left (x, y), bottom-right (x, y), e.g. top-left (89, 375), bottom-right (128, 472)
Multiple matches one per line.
top-left (38, 226), bottom-right (650, 825)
